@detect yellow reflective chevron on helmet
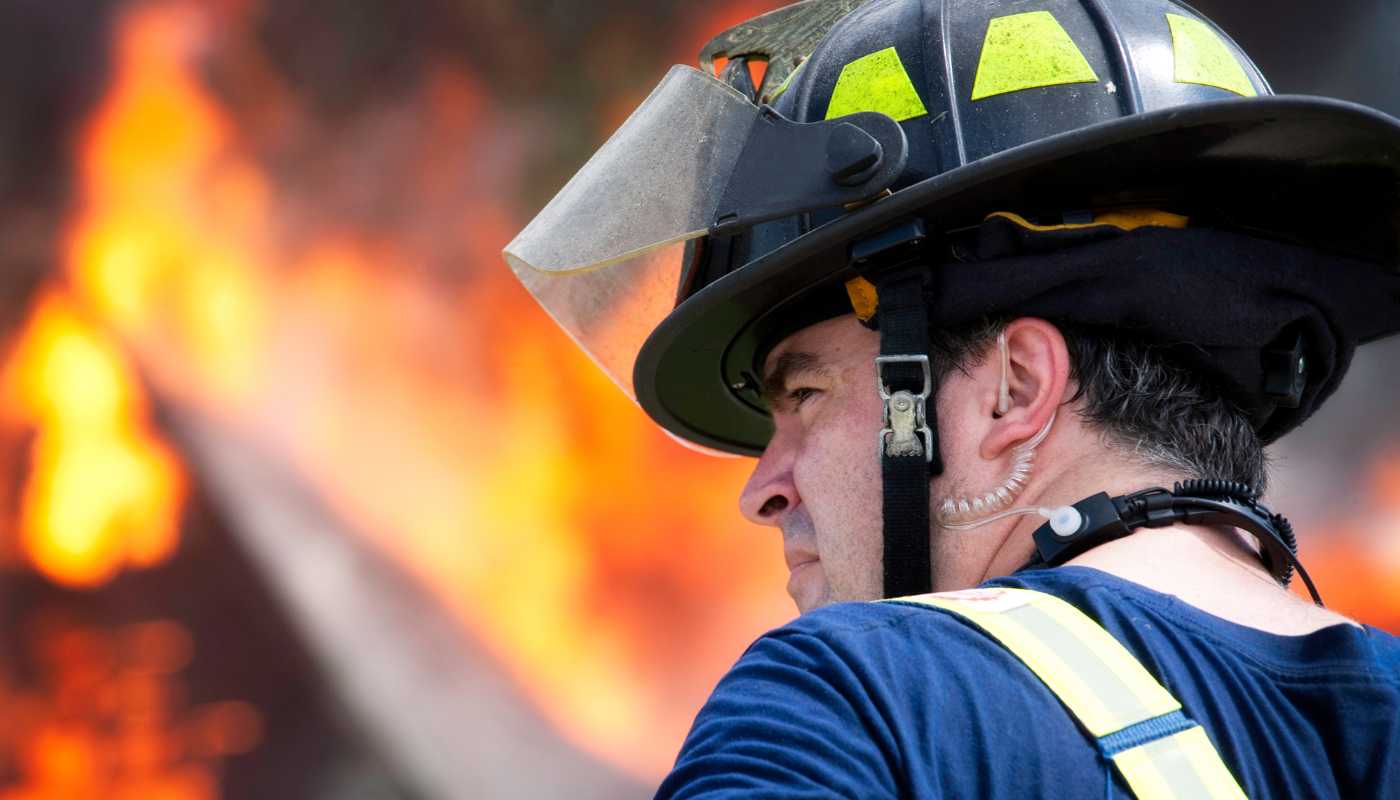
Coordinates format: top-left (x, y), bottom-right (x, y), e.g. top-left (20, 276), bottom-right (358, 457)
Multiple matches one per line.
top-left (1166, 14), bottom-right (1257, 97)
top-left (825, 47), bottom-right (928, 122)
top-left (971, 11), bottom-right (1098, 100)
top-left (769, 57), bottom-right (806, 103)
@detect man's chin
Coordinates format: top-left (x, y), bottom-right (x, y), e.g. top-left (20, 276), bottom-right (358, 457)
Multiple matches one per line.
top-left (787, 560), bottom-right (831, 614)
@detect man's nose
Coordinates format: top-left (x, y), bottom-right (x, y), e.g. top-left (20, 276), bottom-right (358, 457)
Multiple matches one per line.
top-left (740, 430), bottom-right (799, 526)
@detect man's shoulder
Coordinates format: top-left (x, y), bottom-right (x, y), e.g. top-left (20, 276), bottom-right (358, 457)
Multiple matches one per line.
top-left (763, 567), bottom-right (1400, 679)
top-left (761, 593), bottom-right (1005, 654)
top-left (748, 590), bottom-right (1059, 688)
top-left (986, 567), bottom-right (1400, 692)
top-left (666, 569), bottom-right (1400, 800)
top-left (673, 589), bottom-right (1102, 797)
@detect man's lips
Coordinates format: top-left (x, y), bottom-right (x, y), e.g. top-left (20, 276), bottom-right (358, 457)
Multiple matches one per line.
top-left (784, 549), bottom-right (819, 572)
top-left (777, 504), bottom-right (821, 604)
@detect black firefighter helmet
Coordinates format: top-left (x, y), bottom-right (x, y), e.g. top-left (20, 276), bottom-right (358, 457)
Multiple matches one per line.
top-left (506, 0), bottom-right (1400, 600)
top-left (506, 0), bottom-right (1400, 461)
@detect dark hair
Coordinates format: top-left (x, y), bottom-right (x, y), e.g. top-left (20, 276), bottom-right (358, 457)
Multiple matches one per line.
top-left (926, 317), bottom-right (1268, 492)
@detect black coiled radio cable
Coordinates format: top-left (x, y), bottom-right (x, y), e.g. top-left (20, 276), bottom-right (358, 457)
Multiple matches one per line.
top-left (1171, 480), bottom-right (1298, 586)
top-left (1024, 479), bottom-right (1321, 606)
top-left (1172, 479), bottom-right (1257, 501)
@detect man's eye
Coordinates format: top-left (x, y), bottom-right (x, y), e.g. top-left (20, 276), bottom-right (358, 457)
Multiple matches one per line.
top-left (791, 387), bottom-right (820, 405)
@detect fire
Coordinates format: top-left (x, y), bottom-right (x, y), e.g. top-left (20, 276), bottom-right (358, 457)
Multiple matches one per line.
top-left (1289, 454), bottom-right (1400, 630)
top-left (0, 0), bottom-right (236, 587)
top-left (24, 0), bottom-right (1391, 791)
top-left (68, 0), bottom-right (267, 413)
top-left (2, 293), bottom-right (184, 587)
top-left (49, 0), bottom-right (791, 781)
top-left (0, 618), bottom-right (262, 800)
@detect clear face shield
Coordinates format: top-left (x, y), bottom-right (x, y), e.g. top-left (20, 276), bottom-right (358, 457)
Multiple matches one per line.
top-left (503, 64), bottom-right (907, 401)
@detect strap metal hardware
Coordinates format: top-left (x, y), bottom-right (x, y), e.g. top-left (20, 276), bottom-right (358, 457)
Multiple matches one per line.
top-left (876, 354), bottom-right (933, 461)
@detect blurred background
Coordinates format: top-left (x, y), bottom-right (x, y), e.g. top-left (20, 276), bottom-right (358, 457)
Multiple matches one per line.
top-left (0, 0), bottom-right (1395, 797)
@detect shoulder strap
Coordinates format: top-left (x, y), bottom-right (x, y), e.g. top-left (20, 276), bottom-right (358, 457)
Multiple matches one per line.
top-left (889, 588), bottom-right (1247, 800)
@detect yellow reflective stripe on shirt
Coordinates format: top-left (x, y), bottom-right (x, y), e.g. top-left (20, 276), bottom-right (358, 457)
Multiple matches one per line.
top-left (1114, 727), bottom-right (1247, 800)
top-left (891, 587), bottom-right (1249, 800)
top-left (901, 588), bottom-right (1179, 734)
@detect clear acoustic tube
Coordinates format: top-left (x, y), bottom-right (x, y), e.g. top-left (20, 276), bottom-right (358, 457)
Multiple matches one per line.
top-left (935, 410), bottom-right (1055, 531)
top-left (938, 505), bottom-right (1053, 531)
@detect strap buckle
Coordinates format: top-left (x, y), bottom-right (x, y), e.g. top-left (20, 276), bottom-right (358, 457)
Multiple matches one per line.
top-left (876, 354), bottom-right (933, 461)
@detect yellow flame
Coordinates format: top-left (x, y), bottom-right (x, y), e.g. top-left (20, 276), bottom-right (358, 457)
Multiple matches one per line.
top-left (49, 0), bottom-right (791, 780)
top-left (5, 294), bottom-right (185, 587)
top-left (68, 0), bottom-right (268, 412)
top-left (37, 5), bottom-right (1397, 789)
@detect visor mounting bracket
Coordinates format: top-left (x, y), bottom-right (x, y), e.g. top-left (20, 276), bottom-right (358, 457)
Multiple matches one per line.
top-left (851, 219), bottom-right (931, 279)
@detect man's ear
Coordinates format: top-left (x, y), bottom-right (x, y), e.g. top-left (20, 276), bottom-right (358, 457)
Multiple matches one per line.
top-left (979, 318), bottom-right (1070, 461)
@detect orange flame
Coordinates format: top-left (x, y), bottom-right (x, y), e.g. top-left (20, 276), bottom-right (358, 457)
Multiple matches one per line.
top-left (0, 0), bottom-right (221, 587)
top-left (0, 618), bottom-right (262, 800)
top-left (17, 0), bottom-right (1399, 789)
top-left (1289, 454), bottom-right (1400, 631)
top-left (67, 0), bottom-right (267, 413)
top-left (2, 293), bottom-right (184, 587)
top-left (4, 0), bottom-right (1393, 790)
top-left (50, 0), bottom-right (791, 781)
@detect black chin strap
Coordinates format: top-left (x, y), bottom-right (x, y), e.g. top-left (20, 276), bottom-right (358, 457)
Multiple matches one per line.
top-left (877, 269), bottom-right (942, 598)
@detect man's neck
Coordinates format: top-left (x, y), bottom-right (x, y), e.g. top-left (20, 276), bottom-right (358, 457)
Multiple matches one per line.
top-left (985, 464), bottom-right (1356, 636)
top-left (1063, 523), bottom-right (1354, 635)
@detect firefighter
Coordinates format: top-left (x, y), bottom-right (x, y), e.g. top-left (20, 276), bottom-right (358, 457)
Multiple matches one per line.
top-left (503, 0), bottom-right (1400, 796)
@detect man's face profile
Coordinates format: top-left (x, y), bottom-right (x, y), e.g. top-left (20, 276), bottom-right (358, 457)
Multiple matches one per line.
top-left (740, 314), bottom-right (886, 613)
top-left (740, 312), bottom-right (1064, 613)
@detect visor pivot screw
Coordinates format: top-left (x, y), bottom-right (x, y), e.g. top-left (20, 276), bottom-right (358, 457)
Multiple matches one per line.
top-left (827, 122), bottom-right (884, 186)
top-left (730, 373), bottom-right (760, 393)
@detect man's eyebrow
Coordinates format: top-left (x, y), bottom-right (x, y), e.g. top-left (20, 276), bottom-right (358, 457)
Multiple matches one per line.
top-left (761, 351), bottom-right (828, 408)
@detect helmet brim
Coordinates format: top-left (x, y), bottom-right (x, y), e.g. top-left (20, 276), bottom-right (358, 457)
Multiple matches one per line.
top-left (635, 94), bottom-right (1400, 456)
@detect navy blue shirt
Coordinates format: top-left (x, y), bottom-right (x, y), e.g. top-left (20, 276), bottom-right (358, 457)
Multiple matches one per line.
top-left (657, 567), bottom-right (1400, 799)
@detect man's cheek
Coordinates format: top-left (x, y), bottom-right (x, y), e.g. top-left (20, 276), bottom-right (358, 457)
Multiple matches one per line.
top-left (796, 413), bottom-right (860, 487)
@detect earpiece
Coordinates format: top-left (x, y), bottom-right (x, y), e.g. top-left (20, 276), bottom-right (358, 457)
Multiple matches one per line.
top-left (934, 327), bottom-right (1055, 531)
top-left (997, 330), bottom-right (1012, 416)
